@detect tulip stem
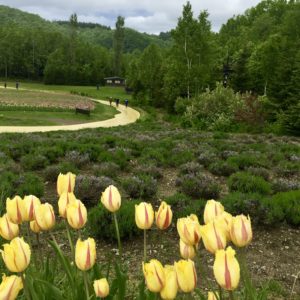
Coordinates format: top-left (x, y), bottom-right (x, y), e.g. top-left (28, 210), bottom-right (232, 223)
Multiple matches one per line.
top-left (83, 271), bottom-right (90, 300)
top-left (65, 220), bottom-right (75, 260)
top-left (229, 291), bottom-right (235, 300)
top-left (21, 273), bottom-right (31, 300)
top-left (26, 223), bottom-right (36, 267)
top-left (113, 213), bottom-right (122, 257)
top-left (143, 229), bottom-right (147, 262)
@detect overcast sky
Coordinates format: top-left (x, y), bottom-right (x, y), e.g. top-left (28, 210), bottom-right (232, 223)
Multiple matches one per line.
top-left (0, 0), bottom-right (262, 34)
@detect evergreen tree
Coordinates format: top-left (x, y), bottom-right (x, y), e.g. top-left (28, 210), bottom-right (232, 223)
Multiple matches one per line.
top-left (113, 16), bottom-right (125, 76)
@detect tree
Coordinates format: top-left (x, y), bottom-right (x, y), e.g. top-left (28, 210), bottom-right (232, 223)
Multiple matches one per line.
top-left (69, 13), bottom-right (78, 65)
top-left (113, 16), bottom-right (125, 76)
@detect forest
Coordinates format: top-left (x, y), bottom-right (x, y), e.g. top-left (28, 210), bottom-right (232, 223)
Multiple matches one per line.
top-left (0, 0), bottom-right (299, 135)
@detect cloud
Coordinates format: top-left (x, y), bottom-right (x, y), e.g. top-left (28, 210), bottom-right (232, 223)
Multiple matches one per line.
top-left (0, 0), bottom-right (261, 34)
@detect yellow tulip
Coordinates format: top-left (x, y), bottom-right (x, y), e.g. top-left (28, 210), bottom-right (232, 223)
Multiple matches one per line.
top-left (179, 239), bottom-right (196, 260)
top-left (30, 221), bottom-right (42, 233)
top-left (57, 172), bottom-right (76, 196)
top-left (0, 214), bottom-right (19, 240)
top-left (160, 265), bottom-right (178, 300)
top-left (155, 201), bottom-right (172, 230)
top-left (230, 215), bottom-right (252, 247)
top-left (66, 200), bottom-right (87, 229)
top-left (208, 291), bottom-right (219, 300)
top-left (1, 237), bottom-right (31, 272)
top-left (177, 214), bottom-right (201, 246)
top-left (143, 259), bottom-right (165, 293)
top-left (6, 196), bottom-right (26, 224)
top-left (219, 211), bottom-right (233, 241)
top-left (203, 200), bottom-right (224, 224)
top-left (101, 185), bottom-right (121, 213)
top-left (58, 192), bottom-right (77, 218)
top-left (213, 246), bottom-right (240, 291)
top-left (75, 238), bottom-right (96, 271)
top-left (200, 220), bottom-right (227, 254)
top-left (135, 202), bottom-right (154, 230)
top-left (94, 278), bottom-right (109, 298)
top-left (23, 195), bottom-right (41, 221)
top-left (35, 203), bottom-right (55, 231)
top-left (174, 259), bottom-right (197, 293)
top-left (0, 274), bottom-right (23, 300)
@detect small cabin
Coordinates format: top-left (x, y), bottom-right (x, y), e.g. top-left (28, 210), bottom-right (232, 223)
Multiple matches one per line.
top-left (104, 76), bottom-right (125, 86)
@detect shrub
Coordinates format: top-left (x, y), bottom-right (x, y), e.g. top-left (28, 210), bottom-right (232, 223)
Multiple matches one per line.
top-left (40, 146), bottom-right (64, 163)
top-left (139, 148), bottom-right (167, 167)
top-left (75, 175), bottom-right (115, 207)
top-left (228, 172), bottom-right (271, 195)
top-left (21, 154), bottom-right (49, 171)
top-left (88, 200), bottom-right (141, 241)
top-left (179, 162), bottom-right (202, 175)
top-left (208, 161), bottom-right (239, 177)
top-left (65, 151), bottom-right (90, 168)
top-left (275, 161), bottom-right (300, 177)
top-left (247, 167), bottom-right (271, 181)
top-left (134, 164), bottom-right (163, 180)
top-left (122, 175), bottom-right (157, 199)
top-left (198, 152), bottom-right (218, 168)
top-left (272, 178), bottom-right (300, 193)
top-left (43, 165), bottom-right (61, 182)
top-left (98, 148), bottom-right (130, 170)
top-left (227, 153), bottom-right (269, 170)
top-left (93, 162), bottom-right (120, 178)
top-left (176, 173), bottom-right (220, 199)
top-left (168, 148), bottom-right (194, 167)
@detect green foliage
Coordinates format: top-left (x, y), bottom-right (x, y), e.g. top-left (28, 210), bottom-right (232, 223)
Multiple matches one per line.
top-left (228, 172), bottom-right (271, 194)
top-left (88, 201), bottom-right (141, 240)
top-left (227, 153), bottom-right (269, 170)
top-left (21, 154), bottom-right (49, 171)
top-left (208, 160), bottom-right (239, 176)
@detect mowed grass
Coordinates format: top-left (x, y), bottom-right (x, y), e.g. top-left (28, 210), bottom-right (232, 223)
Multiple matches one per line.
top-left (0, 88), bottom-right (119, 126)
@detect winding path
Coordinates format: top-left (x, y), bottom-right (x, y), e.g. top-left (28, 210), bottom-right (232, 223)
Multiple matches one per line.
top-left (0, 89), bottom-right (140, 133)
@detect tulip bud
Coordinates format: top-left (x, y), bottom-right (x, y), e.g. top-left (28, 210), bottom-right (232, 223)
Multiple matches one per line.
top-left (1, 237), bottom-right (31, 272)
top-left (135, 202), bottom-right (154, 230)
top-left (142, 259), bottom-right (165, 293)
top-left (160, 265), bottom-right (178, 300)
top-left (57, 172), bottom-right (76, 196)
top-left (179, 239), bottom-right (196, 260)
top-left (101, 185), bottom-right (121, 213)
top-left (23, 195), bottom-right (41, 222)
top-left (219, 211), bottom-right (233, 241)
top-left (0, 214), bottom-right (19, 240)
top-left (94, 278), bottom-right (109, 298)
top-left (58, 192), bottom-right (77, 218)
top-left (230, 215), bottom-right (252, 247)
top-left (177, 214), bottom-right (201, 246)
top-left (30, 221), bottom-right (42, 233)
top-left (174, 259), bottom-right (197, 293)
top-left (6, 196), bottom-right (26, 224)
top-left (213, 246), bottom-right (240, 291)
top-left (208, 291), bottom-right (219, 300)
top-left (66, 200), bottom-right (87, 229)
top-left (200, 220), bottom-right (227, 254)
top-left (34, 203), bottom-right (55, 231)
top-left (75, 238), bottom-right (96, 271)
top-left (0, 274), bottom-right (23, 300)
top-left (203, 200), bottom-right (224, 224)
top-left (155, 201), bottom-right (172, 230)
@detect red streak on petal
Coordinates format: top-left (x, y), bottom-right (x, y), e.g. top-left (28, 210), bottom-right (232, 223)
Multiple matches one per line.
top-left (16, 201), bottom-right (22, 223)
top-left (19, 239), bottom-right (28, 266)
top-left (109, 186), bottom-right (113, 209)
top-left (214, 203), bottom-right (218, 216)
top-left (154, 264), bottom-right (164, 288)
top-left (144, 204), bottom-right (149, 227)
top-left (213, 222), bottom-right (224, 249)
top-left (29, 197), bottom-right (34, 220)
top-left (224, 253), bottom-right (232, 289)
top-left (5, 216), bottom-right (13, 239)
top-left (163, 208), bottom-right (170, 229)
top-left (97, 286), bottom-right (104, 297)
top-left (68, 174), bottom-right (72, 193)
top-left (78, 204), bottom-right (84, 226)
top-left (184, 224), bottom-right (191, 242)
top-left (241, 218), bottom-right (248, 242)
top-left (85, 242), bottom-right (91, 269)
top-left (194, 230), bottom-right (200, 244)
top-left (5, 277), bottom-right (17, 300)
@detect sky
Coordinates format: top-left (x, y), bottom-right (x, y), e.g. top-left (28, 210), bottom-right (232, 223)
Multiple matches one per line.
top-left (0, 0), bottom-right (262, 34)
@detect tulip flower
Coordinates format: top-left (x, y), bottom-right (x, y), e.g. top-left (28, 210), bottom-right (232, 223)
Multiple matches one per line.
top-left (101, 185), bottom-right (121, 213)
top-left (177, 214), bottom-right (201, 246)
top-left (66, 200), bottom-right (87, 229)
top-left (174, 259), bottom-right (197, 293)
top-left (23, 195), bottom-right (41, 221)
top-left (219, 211), bottom-right (233, 241)
top-left (200, 220), bottom-right (227, 254)
top-left (135, 202), bottom-right (154, 230)
top-left (213, 246), bottom-right (240, 291)
top-left (0, 274), bottom-right (23, 300)
top-left (75, 238), bottom-right (96, 271)
top-left (203, 200), bottom-right (224, 224)
top-left (1, 237), bottom-right (31, 272)
top-left (160, 265), bottom-right (178, 300)
top-left (208, 291), bottom-right (219, 300)
top-left (6, 196), bottom-right (26, 224)
top-left (30, 220), bottom-right (42, 233)
top-left (0, 214), bottom-right (19, 240)
top-left (155, 201), bottom-right (172, 230)
top-left (35, 203), bottom-right (55, 231)
top-left (57, 172), bottom-right (76, 196)
top-left (58, 192), bottom-right (77, 218)
top-left (230, 215), bottom-right (252, 247)
top-left (179, 239), bottom-right (196, 260)
top-left (143, 259), bottom-right (165, 293)
top-left (94, 278), bottom-right (109, 298)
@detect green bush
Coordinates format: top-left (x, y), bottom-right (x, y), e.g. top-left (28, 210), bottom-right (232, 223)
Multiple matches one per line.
top-left (98, 148), bottom-right (130, 170)
top-left (93, 162), bottom-right (120, 178)
top-left (40, 146), bottom-right (65, 163)
top-left (21, 154), bottom-right (49, 171)
top-left (228, 172), bottom-right (271, 195)
top-left (227, 153), bottom-right (269, 170)
top-left (208, 160), bottom-right (239, 176)
top-left (88, 201), bottom-right (141, 241)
